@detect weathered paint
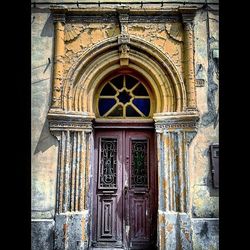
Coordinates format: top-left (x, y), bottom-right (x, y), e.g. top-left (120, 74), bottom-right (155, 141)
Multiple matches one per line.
top-left (32, 2), bottom-right (219, 249)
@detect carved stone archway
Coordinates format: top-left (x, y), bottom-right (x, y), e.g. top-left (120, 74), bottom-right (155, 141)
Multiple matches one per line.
top-left (48, 6), bottom-right (199, 250)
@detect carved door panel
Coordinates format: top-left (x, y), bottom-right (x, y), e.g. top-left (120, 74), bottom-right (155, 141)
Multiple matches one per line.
top-left (125, 130), bottom-right (157, 250)
top-left (92, 129), bottom-right (156, 249)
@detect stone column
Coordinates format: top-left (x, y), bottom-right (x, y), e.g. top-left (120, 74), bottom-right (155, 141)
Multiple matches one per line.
top-left (51, 13), bottom-right (65, 109)
top-left (48, 112), bottom-right (94, 250)
top-left (182, 13), bottom-right (197, 111)
top-left (154, 112), bottom-right (199, 250)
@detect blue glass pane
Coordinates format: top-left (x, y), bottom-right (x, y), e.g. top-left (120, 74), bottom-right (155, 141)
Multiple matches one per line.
top-left (109, 105), bottom-right (123, 116)
top-left (132, 99), bottom-right (150, 116)
top-left (133, 83), bottom-right (148, 96)
top-left (118, 90), bottom-right (131, 104)
top-left (110, 75), bottom-right (123, 89)
top-left (99, 99), bottom-right (116, 116)
top-left (126, 75), bottom-right (138, 89)
top-left (100, 83), bottom-right (116, 96)
top-left (126, 105), bottom-right (141, 117)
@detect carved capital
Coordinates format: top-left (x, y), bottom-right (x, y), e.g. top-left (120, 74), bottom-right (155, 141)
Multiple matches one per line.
top-left (53, 13), bottom-right (66, 24)
top-left (47, 110), bottom-right (94, 132)
top-left (154, 112), bottom-right (199, 133)
top-left (182, 13), bottom-right (195, 25)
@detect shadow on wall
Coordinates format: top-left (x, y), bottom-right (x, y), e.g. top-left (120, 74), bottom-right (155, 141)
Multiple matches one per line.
top-left (41, 14), bottom-right (53, 37)
top-left (34, 119), bottom-right (57, 154)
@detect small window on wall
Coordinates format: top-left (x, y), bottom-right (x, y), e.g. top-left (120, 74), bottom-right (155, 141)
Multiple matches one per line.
top-left (97, 75), bottom-right (151, 118)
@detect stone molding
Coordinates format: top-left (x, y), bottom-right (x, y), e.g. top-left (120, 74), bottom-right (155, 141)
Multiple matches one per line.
top-left (154, 111), bottom-right (200, 132)
top-left (63, 35), bottom-right (186, 113)
top-left (48, 111), bottom-right (94, 133)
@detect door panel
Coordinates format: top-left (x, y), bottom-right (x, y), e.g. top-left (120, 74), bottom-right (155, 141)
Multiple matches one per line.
top-left (93, 131), bottom-right (123, 248)
top-left (92, 129), bottom-right (156, 249)
top-left (126, 131), bottom-right (156, 249)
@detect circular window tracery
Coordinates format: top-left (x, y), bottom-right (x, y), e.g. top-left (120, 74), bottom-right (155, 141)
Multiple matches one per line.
top-left (97, 75), bottom-right (151, 118)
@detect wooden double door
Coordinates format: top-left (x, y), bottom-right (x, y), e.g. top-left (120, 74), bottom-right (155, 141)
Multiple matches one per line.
top-left (92, 129), bottom-right (157, 249)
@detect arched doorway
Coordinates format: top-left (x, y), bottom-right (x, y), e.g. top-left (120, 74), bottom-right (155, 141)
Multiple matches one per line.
top-left (91, 73), bottom-right (157, 249)
top-left (48, 33), bottom-right (199, 249)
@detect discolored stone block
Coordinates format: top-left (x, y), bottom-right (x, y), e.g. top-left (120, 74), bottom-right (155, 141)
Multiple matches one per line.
top-left (31, 219), bottom-right (54, 250)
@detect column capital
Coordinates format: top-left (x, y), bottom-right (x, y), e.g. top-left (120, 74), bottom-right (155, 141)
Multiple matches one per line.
top-left (179, 6), bottom-right (196, 24)
top-left (53, 13), bottom-right (66, 24)
top-left (48, 110), bottom-right (94, 132)
top-left (154, 111), bottom-right (199, 133)
top-left (182, 13), bottom-right (195, 25)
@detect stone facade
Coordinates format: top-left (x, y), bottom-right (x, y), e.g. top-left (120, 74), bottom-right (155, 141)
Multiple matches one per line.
top-left (32, 1), bottom-right (219, 249)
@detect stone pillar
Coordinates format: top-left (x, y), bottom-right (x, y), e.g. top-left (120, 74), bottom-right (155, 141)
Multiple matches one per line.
top-left (182, 13), bottom-right (197, 111)
top-left (48, 112), bottom-right (94, 250)
top-left (154, 112), bottom-right (199, 250)
top-left (51, 13), bottom-right (65, 109)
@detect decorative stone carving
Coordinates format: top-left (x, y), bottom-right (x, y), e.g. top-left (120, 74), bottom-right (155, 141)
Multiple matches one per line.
top-left (119, 43), bottom-right (130, 66)
top-left (154, 112), bottom-right (199, 132)
top-left (64, 24), bottom-right (83, 43)
top-left (154, 111), bottom-right (199, 249)
top-left (48, 110), bottom-right (94, 249)
top-left (117, 7), bottom-right (130, 45)
top-left (48, 111), bottom-right (93, 132)
top-left (165, 23), bottom-right (183, 43)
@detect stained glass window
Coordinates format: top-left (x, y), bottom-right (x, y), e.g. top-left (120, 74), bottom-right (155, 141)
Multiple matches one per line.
top-left (98, 75), bottom-right (151, 118)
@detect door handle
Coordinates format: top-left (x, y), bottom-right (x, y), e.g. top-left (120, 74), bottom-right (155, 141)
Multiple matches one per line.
top-left (124, 185), bottom-right (128, 196)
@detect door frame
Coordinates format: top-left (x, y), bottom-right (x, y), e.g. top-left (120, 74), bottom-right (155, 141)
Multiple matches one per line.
top-left (90, 120), bottom-right (157, 249)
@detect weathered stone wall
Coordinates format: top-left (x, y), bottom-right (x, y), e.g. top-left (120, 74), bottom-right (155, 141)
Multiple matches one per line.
top-left (190, 7), bottom-right (219, 250)
top-left (31, 10), bottom-right (58, 250)
top-left (190, 8), bottom-right (219, 218)
top-left (31, 2), bottom-right (219, 249)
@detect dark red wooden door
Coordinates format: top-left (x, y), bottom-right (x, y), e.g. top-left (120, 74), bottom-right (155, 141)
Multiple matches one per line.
top-left (92, 129), bottom-right (157, 249)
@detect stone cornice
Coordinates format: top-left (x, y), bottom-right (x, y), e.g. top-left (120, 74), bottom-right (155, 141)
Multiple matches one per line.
top-left (47, 110), bottom-right (94, 132)
top-left (153, 111), bottom-right (199, 132)
top-left (49, 5), bottom-right (198, 17)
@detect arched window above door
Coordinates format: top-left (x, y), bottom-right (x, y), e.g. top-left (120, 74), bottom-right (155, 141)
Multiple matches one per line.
top-left (97, 74), bottom-right (151, 118)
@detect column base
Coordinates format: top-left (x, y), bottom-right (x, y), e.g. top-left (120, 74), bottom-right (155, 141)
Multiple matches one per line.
top-left (54, 210), bottom-right (89, 250)
top-left (157, 210), bottom-right (193, 250)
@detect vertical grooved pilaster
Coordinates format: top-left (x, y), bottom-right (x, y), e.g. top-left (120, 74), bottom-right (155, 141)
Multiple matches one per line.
top-left (84, 132), bottom-right (91, 210)
top-left (171, 133), bottom-right (179, 211)
top-left (63, 130), bottom-right (71, 212)
top-left (157, 132), bottom-right (164, 211)
top-left (79, 132), bottom-right (86, 211)
top-left (57, 131), bottom-right (64, 213)
top-left (59, 131), bottom-right (66, 213)
top-left (70, 132), bottom-right (77, 211)
top-left (183, 132), bottom-right (189, 212)
top-left (177, 131), bottom-right (185, 212)
top-left (162, 134), bottom-right (170, 211)
top-left (75, 132), bottom-right (80, 211)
